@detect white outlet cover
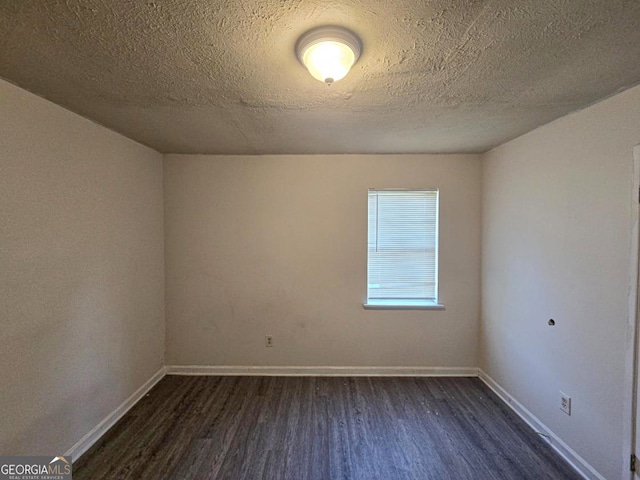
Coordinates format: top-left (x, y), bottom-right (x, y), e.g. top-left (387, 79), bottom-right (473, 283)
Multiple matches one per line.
top-left (560, 392), bottom-right (571, 415)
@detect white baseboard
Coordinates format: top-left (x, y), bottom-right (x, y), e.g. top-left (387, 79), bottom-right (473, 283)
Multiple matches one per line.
top-left (65, 366), bottom-right (166, 463)
top-left (478, 370), bottom-right (604, 480)
top-left (165, 365), bottom-right (479, 377)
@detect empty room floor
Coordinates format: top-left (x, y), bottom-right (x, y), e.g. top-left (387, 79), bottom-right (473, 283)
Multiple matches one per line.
top-left (73, 376), bottom-right (580, 480)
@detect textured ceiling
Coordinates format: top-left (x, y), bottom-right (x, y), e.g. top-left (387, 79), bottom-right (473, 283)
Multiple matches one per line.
top-left (1, 0), bottom-right (640, 154)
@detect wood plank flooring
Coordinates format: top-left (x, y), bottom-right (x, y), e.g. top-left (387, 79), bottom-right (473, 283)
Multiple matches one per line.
top-left (73, 376), bottom-right (581, 480)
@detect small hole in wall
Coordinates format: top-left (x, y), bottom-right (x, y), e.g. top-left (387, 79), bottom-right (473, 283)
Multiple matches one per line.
top-left (548, 319), bottom-right (555, 326)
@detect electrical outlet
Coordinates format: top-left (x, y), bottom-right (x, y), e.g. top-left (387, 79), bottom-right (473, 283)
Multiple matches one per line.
top-left (560, 392), bottom-right (571, 415)
top-left (265, 335), bottom-right (273, 347)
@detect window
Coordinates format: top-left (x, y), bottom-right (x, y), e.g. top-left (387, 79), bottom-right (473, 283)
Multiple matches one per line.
top-left (365, 189), bottom-right (443, 310)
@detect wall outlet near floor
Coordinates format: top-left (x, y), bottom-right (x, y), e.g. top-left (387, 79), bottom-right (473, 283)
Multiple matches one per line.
top-left (560, 392), bottom-right (571, 415)
top-left (265, 335), bottom-right (273, 347)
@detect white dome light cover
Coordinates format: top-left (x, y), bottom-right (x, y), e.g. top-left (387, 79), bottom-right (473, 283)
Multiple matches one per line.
top-left (296, 26), bottom-right (362, 85)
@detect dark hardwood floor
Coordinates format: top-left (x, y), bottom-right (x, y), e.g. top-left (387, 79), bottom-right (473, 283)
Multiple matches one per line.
top-left (73, 376), bottom-right (581, 480)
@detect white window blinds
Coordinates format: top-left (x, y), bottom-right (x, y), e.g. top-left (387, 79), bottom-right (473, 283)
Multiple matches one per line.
top-left (367, 189), bottom-right (439, 302)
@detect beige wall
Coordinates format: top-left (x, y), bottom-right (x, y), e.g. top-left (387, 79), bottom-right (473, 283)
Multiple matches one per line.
top-left (0, 79), bottom-right (165, 457)
top-left (164, 154), bottom-right (481, 368)
top-left (481, 83), bottom-right (640, 479)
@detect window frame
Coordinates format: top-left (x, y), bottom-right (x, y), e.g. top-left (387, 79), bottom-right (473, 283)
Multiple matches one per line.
top-left (363, 188), bottom-right (445, 311)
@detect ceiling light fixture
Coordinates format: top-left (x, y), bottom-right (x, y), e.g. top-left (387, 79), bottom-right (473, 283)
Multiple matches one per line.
top-left (296, 26), bottom-right (362, 86)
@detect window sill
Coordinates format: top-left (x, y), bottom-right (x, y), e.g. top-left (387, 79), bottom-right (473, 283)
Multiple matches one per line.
top-left (362, 300), bottom-right (446, 310)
